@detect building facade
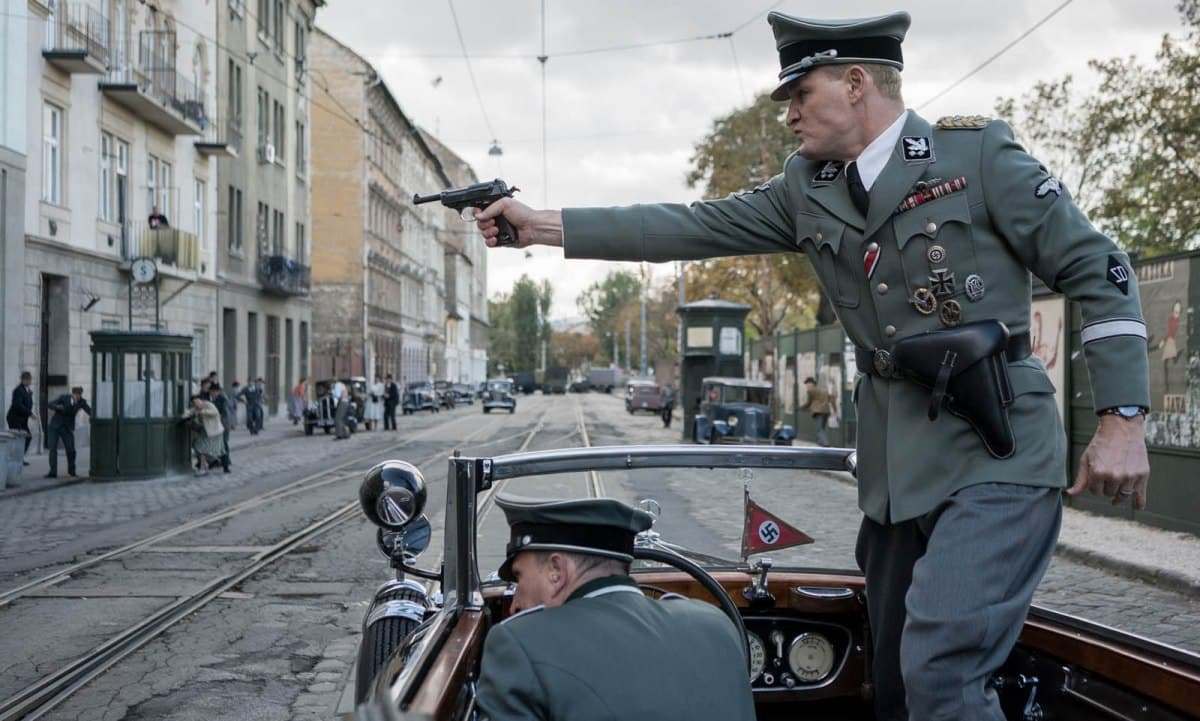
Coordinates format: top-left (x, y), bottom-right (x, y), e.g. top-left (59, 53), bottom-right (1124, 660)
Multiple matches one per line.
top-left (311, 29), bottom-right (484, 386)
top-left (20, 0), bottom-right (223, 445)
top-left (215, 0), bottom-right (321, 413)
top-left (1, 0), bottom-right (29, 396)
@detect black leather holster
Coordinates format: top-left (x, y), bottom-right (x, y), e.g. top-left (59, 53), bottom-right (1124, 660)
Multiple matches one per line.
top-left (889, 320), bottom-right (1017, 459)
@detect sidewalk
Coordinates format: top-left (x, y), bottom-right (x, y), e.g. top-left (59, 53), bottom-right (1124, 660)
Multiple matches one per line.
top-left (796, 441), bottom-right (1200, 595)
top-left (0, 417), bottom-right (305, 498)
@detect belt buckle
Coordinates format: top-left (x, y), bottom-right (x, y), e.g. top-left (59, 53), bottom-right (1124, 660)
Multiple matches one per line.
top-left (873, 349), bottom-right (897, 379)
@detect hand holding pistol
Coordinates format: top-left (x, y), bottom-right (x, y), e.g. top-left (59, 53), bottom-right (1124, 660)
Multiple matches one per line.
top-left (413, 179), bottom-right (521, 246)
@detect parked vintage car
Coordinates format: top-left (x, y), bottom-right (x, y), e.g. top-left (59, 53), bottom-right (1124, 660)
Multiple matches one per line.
top-left (693, 376), bottom-right (795, 445)
top-left (625, 379), bottom-right (662, 414)
top-left (480, 378), bottom-right (516, 414)
top-left (433, 380), bottom-right (457, 410)
top-left (402, 382), bottom-right (439, 415)
top-left (302, 379), bottom-right (358, 435)
top-left (451, 383), bottom-right (475, 405)
top-left (352, 446), bottom-right (1200, 720)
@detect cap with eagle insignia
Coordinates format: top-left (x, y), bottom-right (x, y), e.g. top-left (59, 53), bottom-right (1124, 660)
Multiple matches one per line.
top-left (495, 494), bottom-right (654, 582)
top-left (936, 115), bottom-right (994, 129)
top-left (768, 11), bottom-right (911, 101)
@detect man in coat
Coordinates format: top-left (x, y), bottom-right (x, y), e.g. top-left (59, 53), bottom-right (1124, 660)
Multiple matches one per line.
top-left (474, 11), bottom-right (1150, 720)
top-left (800, 377), bottom-right (833, 447)
top-left (238, 378), bottom-right (265, 434)
top-left (45, 386), bottom-right (92, 478)
top-left (383, 374), bottom-right (400, 431)
top-left (207, 383), bottom-right (232, 473)
top-left (6, 371), bottom-right (34, 464)
top-left (475, 495), bottom-right (755, 721)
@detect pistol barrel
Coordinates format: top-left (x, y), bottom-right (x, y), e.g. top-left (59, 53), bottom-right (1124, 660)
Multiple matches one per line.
top-left (412, 192), bottom-right (441, 205)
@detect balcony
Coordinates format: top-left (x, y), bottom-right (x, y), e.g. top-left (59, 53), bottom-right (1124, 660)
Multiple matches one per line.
top-left (258, 255), bottom-right (311, 296)
top-left (194, 115), bottom-right (241, 158)
top-left (42, 3), bottom-right (110, 74)
top-left (121, 222), bottom-right (202, 273)
top-left (99, 31), bottom-right (205, 135)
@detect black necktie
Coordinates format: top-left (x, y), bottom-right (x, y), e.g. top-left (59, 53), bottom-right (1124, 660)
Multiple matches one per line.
top-left (847, 161), bottom-right (870, 217)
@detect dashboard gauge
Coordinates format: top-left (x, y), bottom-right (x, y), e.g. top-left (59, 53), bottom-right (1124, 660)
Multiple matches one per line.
top-left (746, 631), bottom-right (766, 681)
top-left (787, 632), bottom-right (835, 683)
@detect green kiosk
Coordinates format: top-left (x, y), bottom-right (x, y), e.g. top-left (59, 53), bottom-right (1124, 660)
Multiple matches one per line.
top-left (676, 296), bottom-right (751, 441)
top-left (89, 331), bottom-right (193, 480)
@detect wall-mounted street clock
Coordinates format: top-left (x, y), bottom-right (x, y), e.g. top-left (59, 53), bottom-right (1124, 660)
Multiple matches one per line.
top-left (131, 257), bottom-right (158, 284)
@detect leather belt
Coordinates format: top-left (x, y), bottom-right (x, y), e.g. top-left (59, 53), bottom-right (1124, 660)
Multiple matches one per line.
top-left (856, 331), bottom-right (1030, 379)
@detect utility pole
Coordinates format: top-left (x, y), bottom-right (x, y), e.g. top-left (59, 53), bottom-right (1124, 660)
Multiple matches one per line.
top-left (677, 260), bottom-right (685, 385)
top-left (639, 263), bottom-right (648, 376)
top-left (625, 319), bottom-right (632, 376)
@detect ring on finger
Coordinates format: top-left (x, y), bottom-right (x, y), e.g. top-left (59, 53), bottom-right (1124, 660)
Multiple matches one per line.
top-left (1118, 489), bottom-right (1134, 497)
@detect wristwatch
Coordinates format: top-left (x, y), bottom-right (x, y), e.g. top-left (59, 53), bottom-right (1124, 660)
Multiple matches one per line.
top-left (1097, 405), bottom-right (1147, 419)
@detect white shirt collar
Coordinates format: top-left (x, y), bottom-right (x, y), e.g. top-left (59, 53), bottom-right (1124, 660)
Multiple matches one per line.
top-left (854, 110), bottom-right (909, 191)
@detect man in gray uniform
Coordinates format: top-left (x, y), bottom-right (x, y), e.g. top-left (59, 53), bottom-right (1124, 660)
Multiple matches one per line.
top-left (476, 11), bottom-right (1150, 720)
top-left (476, 494), bottom-right (755, 721)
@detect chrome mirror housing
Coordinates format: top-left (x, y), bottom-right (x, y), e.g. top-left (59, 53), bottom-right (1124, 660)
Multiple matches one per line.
top-left (360, 460), bottom-right (428, 530)
top-left (845, 452), bottom-right (857, 478)
top-left (377, 514), bottom-right (432, 562)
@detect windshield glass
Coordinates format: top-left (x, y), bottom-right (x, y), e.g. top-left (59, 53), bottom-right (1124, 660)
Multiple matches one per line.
top-left (721, 385), bottom-right (771, 404)
top-left (487, 381), bottom-right (511, 392)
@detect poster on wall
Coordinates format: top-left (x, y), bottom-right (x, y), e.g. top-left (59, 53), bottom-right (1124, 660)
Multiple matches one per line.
top-left (1031, 297), bottom-right (1067, 421)
top-left (1137, 257), bottom-right (1197, 449)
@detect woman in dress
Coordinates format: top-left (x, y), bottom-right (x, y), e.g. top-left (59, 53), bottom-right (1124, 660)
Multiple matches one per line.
top-left (181, 394), bottom-right (226, 476)
top-left (289, 377), bottom-right (308, 425)
top-left (365, 375), bottom-right (385, 431)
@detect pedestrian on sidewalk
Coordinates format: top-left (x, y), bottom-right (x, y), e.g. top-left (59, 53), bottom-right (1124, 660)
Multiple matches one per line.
top-left (238, 378), bottom-right (264, 434)
top-left (383, 374), bottom-right (399, 431)
top-left (331, 378), bottom-right (350, 440)
top-left (365, 375), bottom-right (384, 431)
top-left (659, 385), bottom-right (677, 428)
top-left (289, 377), bottom-right (308, 426)
top-left (6, 371), bottom-right (35, 465)
top-left (801, 377), bottom-right (833, 447)
top-left (181, 394), bottom-right (224, 476)
top-left (45, 386), bottom-right (91, 478)
top-left (207, 383), bottom-right (232, 472)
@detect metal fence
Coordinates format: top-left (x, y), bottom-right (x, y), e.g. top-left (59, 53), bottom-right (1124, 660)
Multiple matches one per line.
top-left (257, 255), bottom-right (311, 296)
top-left (43, 2), bottom-right (110, 65)
top-left (103, 31), bottom-right (205, 125)
top-left (121, 221), bottom-right (202, 272)
top-left (197, 115), bottom-right (243, 152)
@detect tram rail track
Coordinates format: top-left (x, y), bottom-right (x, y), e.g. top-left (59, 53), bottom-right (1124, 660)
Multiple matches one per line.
top-left (0, 405), bottom-right (541, 721)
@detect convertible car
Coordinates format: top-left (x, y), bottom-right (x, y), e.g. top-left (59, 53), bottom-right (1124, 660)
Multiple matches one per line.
top-left (352, 446), bottom-right (1200, 720)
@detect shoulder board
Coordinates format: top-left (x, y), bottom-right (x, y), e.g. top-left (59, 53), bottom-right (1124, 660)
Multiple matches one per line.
top-left (935, 114), bottom-right (993, 130)
top-left (499, 604), bottom-right (545, 625)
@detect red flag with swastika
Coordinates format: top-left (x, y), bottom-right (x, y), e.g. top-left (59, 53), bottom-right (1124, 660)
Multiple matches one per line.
top-left (741, 493), bottom-right (814, 559)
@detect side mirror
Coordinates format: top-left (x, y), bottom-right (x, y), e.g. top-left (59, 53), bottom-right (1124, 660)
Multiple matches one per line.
top-left (360, 460), bottom-right (428, 530)
top-left (378, 514), bottom-right (432, 562)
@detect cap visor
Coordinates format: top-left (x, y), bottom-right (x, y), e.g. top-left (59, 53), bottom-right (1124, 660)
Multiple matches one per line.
top-left (770, 71), bottom-right (806, 101)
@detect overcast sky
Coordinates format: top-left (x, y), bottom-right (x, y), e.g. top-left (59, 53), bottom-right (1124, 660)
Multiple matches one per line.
top-left (316, 0), bottom-right (1183, 320)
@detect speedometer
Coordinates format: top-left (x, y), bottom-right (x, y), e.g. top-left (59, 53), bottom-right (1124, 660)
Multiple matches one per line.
top-left (787, 632), bottom-right (835, 683)
top-left (746, 631), bottom-right (766, 681)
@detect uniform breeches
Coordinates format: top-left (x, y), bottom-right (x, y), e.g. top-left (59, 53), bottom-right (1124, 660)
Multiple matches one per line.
top-left (855, 483), bottom-right (1061, 721)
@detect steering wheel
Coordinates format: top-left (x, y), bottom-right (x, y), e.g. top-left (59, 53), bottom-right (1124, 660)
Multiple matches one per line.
top-left (633, 547), bottom-right (750, 670)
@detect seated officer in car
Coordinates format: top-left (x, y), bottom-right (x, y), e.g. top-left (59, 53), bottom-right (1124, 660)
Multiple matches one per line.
top-left (476, 494), bottom-right (755, 721)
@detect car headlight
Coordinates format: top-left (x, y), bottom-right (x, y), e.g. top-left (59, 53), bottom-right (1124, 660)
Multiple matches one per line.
top-left (728, 415), bottom-right (739, 427)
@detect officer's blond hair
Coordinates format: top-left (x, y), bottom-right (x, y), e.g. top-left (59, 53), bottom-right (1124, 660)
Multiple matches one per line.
top-left (820, 63), bottom-right (903, 101)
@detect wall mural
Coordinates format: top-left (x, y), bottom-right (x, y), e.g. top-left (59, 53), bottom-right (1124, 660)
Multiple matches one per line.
top-left (1138, 257), bottom-right (1198, 449)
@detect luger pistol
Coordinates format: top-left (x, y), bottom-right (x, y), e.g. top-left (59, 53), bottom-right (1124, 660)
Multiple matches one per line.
top-left (413, 179), bottom-right (521, 246)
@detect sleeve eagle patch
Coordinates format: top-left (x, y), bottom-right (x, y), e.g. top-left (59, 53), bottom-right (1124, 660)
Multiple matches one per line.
top-left (935, 114), bottom-right (993, 130)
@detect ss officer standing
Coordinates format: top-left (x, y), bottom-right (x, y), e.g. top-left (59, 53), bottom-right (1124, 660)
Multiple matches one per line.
top-left (45, 386), bottom-right (92, 478)
top-left (475, 11), bottom-right (1151, 720)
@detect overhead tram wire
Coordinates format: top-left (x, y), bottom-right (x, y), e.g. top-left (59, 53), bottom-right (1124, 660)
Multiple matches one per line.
top-left (916, 0), bottom-right (1076, 111)
top-left (446, 0), bottom-right (501, 152)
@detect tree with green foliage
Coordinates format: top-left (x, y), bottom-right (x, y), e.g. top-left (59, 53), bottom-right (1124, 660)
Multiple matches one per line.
top-left (997, 1), bottom-right (1200, 256)
top-left (576, 270), bottom-right (642, 363)
top-left (488, 275), bottom-right (553, 375)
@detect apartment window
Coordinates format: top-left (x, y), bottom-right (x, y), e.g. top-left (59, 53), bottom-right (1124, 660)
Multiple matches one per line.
top-left (115, 139), bottom-right (128, 222)
top-left (256, 86), bottom-right (268, 145)
top-left (228, 185), bottom-right (243, 252)
top-left (272, 209), bottom-right (284, 255)
top-left (146, 155), bottom-right (157, 214)
top-left (257, 0), bottom-right (268, 36)
top-left (42, 103), bottom-right (62, 204)
top-left (256, 201), bottom-right (268, 249)
top-left (229, 0), bottom-right (244, 18)
top-left (295, 121), bottom-right (305, 174)
top-left (194, 179), bottom-right (205, 239)
top-left (295, 222), bottom-right (306, 262)
top-left (294, 21), bottom-right (306, 82)
top-left (273, 0), bottom-right (283, 48)
top-left (228, 60), bottom-right (243, 124)
top-left (160, 160), bottom-right (172, 220)
top-left (100, 133), bottom-right (112, 220)
top-left (273, 100), bottom-right (285, 161)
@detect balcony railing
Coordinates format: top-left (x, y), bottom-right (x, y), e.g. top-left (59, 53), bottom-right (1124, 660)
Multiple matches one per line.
top-left (99, 31), bottom-right (205, 135)
top-left (43, 2), bottom-right (110, 73)
top-left (195, 115), bottom-right (242, 157)
top-left (122, 221), bottom-right (202, 272)
top-left (257, 255), bottom-right (311, 296)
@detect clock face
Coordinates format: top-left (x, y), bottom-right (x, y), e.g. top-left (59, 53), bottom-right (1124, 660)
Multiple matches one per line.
top-left (131, 258), bottom-right (156, 284)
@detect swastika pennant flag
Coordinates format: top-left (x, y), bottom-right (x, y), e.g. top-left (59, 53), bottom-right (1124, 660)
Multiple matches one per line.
top-left (740, 493), bottom-right (814, 559)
